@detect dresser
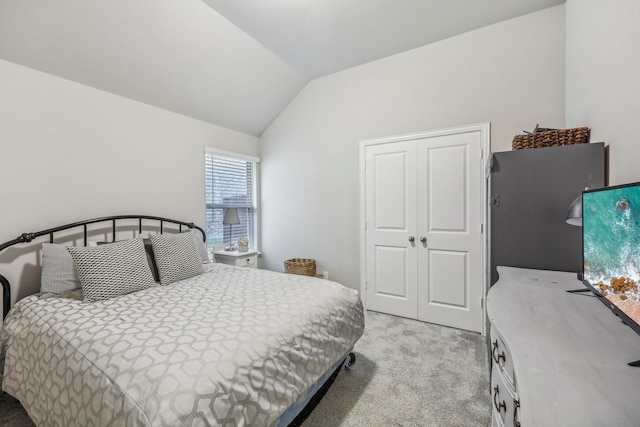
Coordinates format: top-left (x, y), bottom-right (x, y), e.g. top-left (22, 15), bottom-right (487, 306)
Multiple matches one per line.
top-left (214, 250), bottom-right (258, 268)
top-left (487, 266), bottom-right (640, 426)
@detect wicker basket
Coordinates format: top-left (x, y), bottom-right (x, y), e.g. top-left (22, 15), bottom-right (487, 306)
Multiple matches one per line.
top-left (284, 258), bottom-right (316, 276)
top-left (512, 127), bottom-right (590, 150)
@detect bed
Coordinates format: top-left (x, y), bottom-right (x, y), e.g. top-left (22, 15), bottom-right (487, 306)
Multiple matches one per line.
top-left (0, 215), bottom-right (364, 426)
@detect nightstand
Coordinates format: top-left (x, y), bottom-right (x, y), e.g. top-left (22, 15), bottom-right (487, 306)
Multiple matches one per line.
top-left (214, 250), bottom-right (258, 268)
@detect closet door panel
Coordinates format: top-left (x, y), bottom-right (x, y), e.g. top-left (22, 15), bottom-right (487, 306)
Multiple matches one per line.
top-left (428, 144), bottom-right (467, 232)
top-left (417, 131), bottom-right (483, 333)
top-left (428, 250), bottom-right (468, 307)
top-left (365, 142), bottom-right (418, 319)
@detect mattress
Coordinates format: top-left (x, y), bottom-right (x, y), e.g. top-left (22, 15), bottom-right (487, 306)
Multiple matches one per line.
top-left (0, 263), bottom-right (364, 426)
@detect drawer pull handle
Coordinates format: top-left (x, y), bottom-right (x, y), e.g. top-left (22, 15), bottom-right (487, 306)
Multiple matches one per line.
top-left (493, 385), bottom-right (507, 413)
top-left (514, 398), bottom-right (521, 427)
top-left (492, 340), bottom-right (506, 364)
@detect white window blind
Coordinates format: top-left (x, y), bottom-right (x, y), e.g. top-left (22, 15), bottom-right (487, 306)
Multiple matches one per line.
top-left (205, 149), bottom-right (259, 250)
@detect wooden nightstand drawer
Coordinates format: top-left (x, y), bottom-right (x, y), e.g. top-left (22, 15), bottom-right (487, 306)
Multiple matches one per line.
top-left (214, 250), bottom-right (258, 269)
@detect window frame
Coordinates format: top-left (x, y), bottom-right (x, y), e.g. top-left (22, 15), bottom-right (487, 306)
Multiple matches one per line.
top-left (204, 147), bottom-right (260, 252)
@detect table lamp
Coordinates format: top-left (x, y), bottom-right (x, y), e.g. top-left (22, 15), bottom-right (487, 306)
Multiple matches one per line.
top-left (223, 208), bottom-right (240, 251)
top-left (566, 195), bottom-right (583, 226)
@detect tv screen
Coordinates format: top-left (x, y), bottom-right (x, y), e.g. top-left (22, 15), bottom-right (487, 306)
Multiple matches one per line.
top-left (583, 182), bottom-right (640, 338)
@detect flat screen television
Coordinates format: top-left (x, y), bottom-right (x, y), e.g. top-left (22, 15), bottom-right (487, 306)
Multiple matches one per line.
top-left (582, 182), bottom-right (640, 366)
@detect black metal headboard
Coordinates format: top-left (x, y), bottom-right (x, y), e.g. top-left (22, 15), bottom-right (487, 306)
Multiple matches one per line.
top-left (0, 215), bottom-right (206, 320)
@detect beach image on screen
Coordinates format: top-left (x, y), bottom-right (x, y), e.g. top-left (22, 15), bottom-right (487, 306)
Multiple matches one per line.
top-left (583, 185), bottom-right (640, 326)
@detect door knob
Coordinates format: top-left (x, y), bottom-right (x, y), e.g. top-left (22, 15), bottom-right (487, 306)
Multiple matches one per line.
top-left (408, 236), bottom-right (415, 243)
top-left (420, 237), bottom-right (427, 243)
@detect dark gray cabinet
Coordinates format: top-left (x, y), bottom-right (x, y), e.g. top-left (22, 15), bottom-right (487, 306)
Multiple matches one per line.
top-left (490, 143), bottom-right (606, 285)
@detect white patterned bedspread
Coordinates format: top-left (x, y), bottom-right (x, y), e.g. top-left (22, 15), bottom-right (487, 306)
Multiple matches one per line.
top-left (0, 264), bottom-right (364, 426)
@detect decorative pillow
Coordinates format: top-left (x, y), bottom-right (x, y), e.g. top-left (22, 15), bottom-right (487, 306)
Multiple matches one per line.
top-left (67, 238), bottom-right (157, 302)
top-left (98, 239), bottom-right (160, 282)
top-left (184, 229), bottom-right (210, 264)
top-left (148, 230), bottom-right (211, 264)
top-left (151, 232), bottom-right (204, 285)
top-left (41, 243), bottom-right (82, 294)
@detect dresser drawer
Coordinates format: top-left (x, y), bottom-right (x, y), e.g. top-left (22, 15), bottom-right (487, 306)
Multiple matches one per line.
top-left (491, 362), bottom-right (518, 427)
top-left (490, 326), bottom-right (515, 387)
top-left (492, 408), bottom-right (505, 427)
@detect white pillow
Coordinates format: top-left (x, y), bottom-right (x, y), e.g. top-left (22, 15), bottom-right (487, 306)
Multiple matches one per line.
top-left (41, 243), bottom-right (82, 294)
top-left (67, 238), bottom-right (157, 302)
top-left (187, 229), bottom-right (211, 264)
top-left (151, 232), bottom-right (205, 285)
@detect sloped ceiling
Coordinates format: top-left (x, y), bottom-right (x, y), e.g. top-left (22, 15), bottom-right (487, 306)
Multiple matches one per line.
top-left (0, 0), bottom-right (307, 136)
top-left (203, 0), bottom-right (565, 79)
top-left (0, 0), bottom-right (564, 136)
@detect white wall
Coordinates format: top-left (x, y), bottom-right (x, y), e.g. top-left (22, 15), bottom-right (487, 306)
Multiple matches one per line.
top-left (565, 0), bottom-right (640, 186)
top-left (259, 6), bottom-right (566, 289)
top-left (0, 59), bottom-right (258, 302)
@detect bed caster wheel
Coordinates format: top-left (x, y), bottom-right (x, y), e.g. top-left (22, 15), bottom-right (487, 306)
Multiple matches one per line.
top-left (345, 352), bottom-right (356, 369)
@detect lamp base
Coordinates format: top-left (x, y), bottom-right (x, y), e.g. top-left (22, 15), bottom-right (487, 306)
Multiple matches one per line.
top-left (224, 245), bottom-right (237, 252)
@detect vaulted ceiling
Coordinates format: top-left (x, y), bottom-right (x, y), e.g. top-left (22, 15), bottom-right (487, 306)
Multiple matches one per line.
top-left (0, 0), bottom-right (564, 136)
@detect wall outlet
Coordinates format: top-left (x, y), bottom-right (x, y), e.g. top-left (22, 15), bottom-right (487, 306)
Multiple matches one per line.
top-left (322, 271), bottom-right (329, 280)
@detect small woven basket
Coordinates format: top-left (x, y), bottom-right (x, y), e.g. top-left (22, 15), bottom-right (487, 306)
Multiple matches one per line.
top-left (512, 127), bottom-right (590, 150)
top-left (284, 258), bottom-right (316, 276)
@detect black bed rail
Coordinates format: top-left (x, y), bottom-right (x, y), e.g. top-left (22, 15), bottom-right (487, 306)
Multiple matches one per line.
top-left (0, 215), bottom-right (206, 320)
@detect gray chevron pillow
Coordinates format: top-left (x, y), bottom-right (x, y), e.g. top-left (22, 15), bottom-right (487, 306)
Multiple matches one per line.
top-left (67, 238), bottom-right (157, 302)
top-left (151, 231), bottom-right (204, 285)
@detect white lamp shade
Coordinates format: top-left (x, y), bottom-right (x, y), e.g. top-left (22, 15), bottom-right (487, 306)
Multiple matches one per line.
top-left (223, 208), bottom-right (240, 225)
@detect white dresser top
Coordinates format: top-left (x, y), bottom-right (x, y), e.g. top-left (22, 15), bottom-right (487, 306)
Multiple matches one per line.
top-left (487, 266), bottom-right (640, 426)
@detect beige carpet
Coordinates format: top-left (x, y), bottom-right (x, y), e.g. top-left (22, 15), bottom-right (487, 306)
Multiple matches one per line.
top-left (0, 311), bottom-right (491, 426)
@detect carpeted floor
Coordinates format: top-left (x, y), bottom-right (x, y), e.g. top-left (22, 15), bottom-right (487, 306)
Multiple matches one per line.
top-left (0, 311), bottom-right (491, 426)
top-left (0, 390), bottom-right (33, 427)
top-left (302, 311), bottom-right (491, 427)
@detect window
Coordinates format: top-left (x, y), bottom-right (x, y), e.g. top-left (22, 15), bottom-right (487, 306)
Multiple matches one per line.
top-left (204, 148), bottom-right (259, 252)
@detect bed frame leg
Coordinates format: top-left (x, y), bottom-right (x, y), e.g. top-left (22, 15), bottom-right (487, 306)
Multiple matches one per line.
top-left (345, 352), bottom-right (356, 369)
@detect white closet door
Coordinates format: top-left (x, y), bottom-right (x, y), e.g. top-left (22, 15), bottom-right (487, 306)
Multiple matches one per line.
top-left (361, 124), bottom-right (487, 333)
top-left (416, 130), bottom-right (483, 332)
top-left (364, 141), bottom-right (418, 319)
